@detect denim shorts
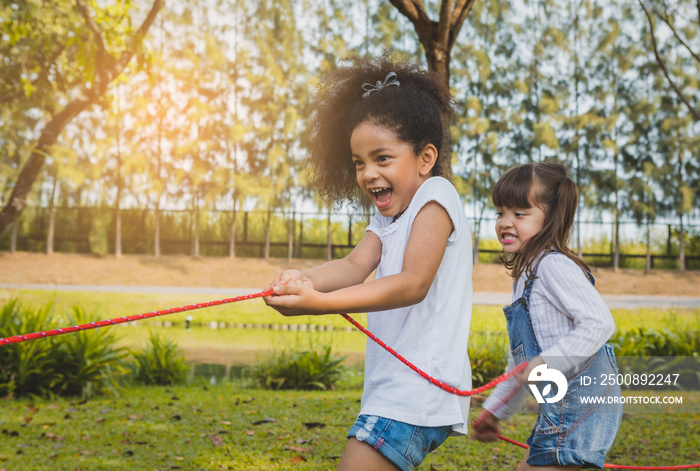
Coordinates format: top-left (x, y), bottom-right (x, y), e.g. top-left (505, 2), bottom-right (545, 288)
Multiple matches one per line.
top-left (347, 415), bottom-right (452, 471)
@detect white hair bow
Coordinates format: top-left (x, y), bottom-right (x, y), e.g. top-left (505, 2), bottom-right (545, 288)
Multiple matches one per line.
top-left (361, 72), bottom-right (400, 98)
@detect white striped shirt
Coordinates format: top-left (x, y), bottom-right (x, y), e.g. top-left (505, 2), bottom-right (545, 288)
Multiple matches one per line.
top-left (482, 253), bottom-right (615, 420)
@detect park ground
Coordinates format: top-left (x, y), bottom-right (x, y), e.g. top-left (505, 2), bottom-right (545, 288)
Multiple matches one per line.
top-left (0, 252), bottom-right (699, 470)
top-left (2, 251), bottom-right (700, 295)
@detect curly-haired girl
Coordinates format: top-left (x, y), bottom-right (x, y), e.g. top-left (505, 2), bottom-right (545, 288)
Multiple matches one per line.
top-left (264, 54), bottom-right (474, 471)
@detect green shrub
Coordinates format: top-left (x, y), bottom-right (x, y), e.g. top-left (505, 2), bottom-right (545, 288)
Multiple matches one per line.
top-left (49, 307), bottom-right (129, 398)
top-left (0, 300), bottom-right (129, 399)
top-left (610, 327), bottom-right (699, 356)
top-left (469, 338), bottom-right (508, 388)
top-left (0, 299), bottom-right (57, 398)
top-left (335, 367), bottom-right (365, 390)
top-left (610, 328), bottom-right (700, 390)
top-left (130, 332), bottom-right (188, 386)
top-left (249, 346), bottom-right (346, 391)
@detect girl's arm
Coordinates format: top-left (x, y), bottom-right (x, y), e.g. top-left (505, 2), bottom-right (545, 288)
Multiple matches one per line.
top-left (535, 255), bottom-right (616, 375)
top-left (480, 351), bottom-right (530, 422)
top-left (264, 202), bottom-right (452, 316)
top-left (274, 232), bottom-right (383, 293)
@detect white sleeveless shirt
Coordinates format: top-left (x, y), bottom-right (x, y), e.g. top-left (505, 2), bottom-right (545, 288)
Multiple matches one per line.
top-left (360, 177), bottom-right (473, 434)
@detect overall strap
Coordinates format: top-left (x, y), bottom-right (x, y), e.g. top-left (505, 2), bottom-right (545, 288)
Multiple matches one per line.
top-left (585, 270), bottom-right (596, 286)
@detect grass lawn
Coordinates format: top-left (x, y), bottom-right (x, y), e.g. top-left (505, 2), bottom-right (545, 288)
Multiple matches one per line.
top-left (0, 384), bottom-right (697, 471)
top-left (1, 288), bottom-right (699, 470)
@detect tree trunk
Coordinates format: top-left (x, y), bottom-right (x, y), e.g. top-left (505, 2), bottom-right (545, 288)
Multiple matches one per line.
top-left (287, 212), bottom-right (294, 261)
top-left (0, 0), bottom-right (164, 238)
top-left (0, 102), bottom-right (90, 238)
top-left (114, 196), bottom-right (122, 258)
top-left (388, 0), bottom-right (476, 182)
top-left (264, 208), bottom-right (271, 259)
top-left (679, 216), bottom-right (685, 272)
top-left (326, 209), bottom-right (332, 261)
top-left (228, 201), bottom-right (237, 258)
top-left (154, 203), bottom-right (161, 257)
top-left (46, 177), bottom-right (57, 255)
top-left (10, 221), bottom-right (18, 253)
top-left (472, 213), bottom-right (481, 265)
top-left (388, 0), bottom-right (475, 89)
top-left (296, 213), bottom-right (304, 259)
top-left (645, 217), bottom-right (651, 274)
top-left (192, 195), bottom-right (200, 257)
top-left (613, 207), bottom-right (620, 272)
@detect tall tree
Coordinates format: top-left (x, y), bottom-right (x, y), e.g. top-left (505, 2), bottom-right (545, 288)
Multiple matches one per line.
top-left (638, 0), bottom-right (700, 121)
top-left (0, 0), bottom-right (164, 238)
top-left (388, 0), bottom-right (476, 86)
top-left (245, 0), bottom-right (310, 259)
top-left (388, 0), bottom-right (478, 181)
top-left (451, 0), bottom-right (515, 263)
top-left (582, 0), bottom-right (637, 270)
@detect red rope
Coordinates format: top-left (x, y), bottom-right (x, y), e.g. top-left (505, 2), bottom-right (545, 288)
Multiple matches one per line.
top-left (340, 313), bottom-right (529, 396)
top-left (341, 313), bottom-right (700, 470)
top-left (2, 289), bottom-right (698, 470)
top-left (0, 289), bottom-right (273, 345)
top-left (496, 433), bottom-right (528, 449)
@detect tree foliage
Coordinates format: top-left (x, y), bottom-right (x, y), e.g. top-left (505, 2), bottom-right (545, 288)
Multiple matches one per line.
top-left (1, 0), bottom-right (698, 267)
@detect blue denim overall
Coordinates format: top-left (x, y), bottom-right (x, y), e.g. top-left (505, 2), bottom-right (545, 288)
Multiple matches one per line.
top-left (505, 253), bottom-right (622, 468)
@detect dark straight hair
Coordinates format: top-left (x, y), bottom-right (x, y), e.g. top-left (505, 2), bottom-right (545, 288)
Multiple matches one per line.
top-left (491, 159), bottom-right (591, 282)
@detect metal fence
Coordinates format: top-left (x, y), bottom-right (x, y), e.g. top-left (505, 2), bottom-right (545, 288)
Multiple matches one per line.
top-left (2, 206), bottom-right (699, 270)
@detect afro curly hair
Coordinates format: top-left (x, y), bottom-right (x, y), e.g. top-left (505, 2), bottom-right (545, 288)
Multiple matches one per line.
top-left (306, 52), bottom-right (457, 206)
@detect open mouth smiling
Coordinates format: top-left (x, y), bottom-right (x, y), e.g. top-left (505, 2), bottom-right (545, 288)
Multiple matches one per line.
top-left (369, 187), bottom-right (393, 209)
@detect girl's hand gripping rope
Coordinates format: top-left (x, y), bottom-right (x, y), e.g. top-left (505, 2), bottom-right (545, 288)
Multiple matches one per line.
top-left (471, 411), bottom-right (501, 443)
top-left (263, 280), bottom-right (327, 317)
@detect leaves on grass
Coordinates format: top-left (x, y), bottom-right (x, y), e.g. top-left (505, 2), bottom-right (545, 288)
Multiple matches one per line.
top-left (290, 454), bottom-right (307, 463)
top-left (1, 429), bottom-right (19, 437)
top-left (208, 434), bottom-right (223, 447)
top-left (285, 446), bottom-right (311, 453)
top-left (303, 422), bottom-right (326, 429)
top-left (251, 418), bottom-right (276, 425)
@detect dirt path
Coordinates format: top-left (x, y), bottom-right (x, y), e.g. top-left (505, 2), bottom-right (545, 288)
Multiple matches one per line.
top-left (2, 251), bottom-right (700, 296)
